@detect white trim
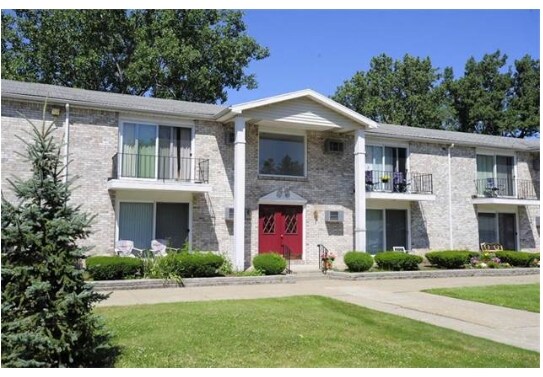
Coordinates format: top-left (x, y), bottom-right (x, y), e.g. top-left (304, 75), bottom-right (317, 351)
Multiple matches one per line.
top-left (366, 192), bottom-right (436, 201)
top-left (477, 148), bottom-right (516, 157)
top-left (217, 89), bottom-right (378, 129)
top-left (107, 179), bottom-right (212, 193)
top-left (472, 197), bottom-right (540, 206)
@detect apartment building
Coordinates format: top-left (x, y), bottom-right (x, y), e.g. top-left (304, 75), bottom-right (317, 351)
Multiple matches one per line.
top-left (1, 80), bottom-right (539, 269)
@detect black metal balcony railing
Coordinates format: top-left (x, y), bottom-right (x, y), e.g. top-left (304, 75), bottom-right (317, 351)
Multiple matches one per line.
top-left (475, 178), bottom-right (538, 200)
top-left (112, 153), bottom-right (209, 183)
top-left (365, 170), bottom-right (433, 194)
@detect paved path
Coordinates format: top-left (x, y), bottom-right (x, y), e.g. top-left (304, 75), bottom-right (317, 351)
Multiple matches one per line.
top-left (98, 274), bottom-right (540, 352)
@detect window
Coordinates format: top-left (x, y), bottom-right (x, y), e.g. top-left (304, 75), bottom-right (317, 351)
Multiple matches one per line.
top-left (259, 132), bottom-right (305, 177)
top-left (118, 202), bottom-right (190, 249)
top-left (478, 212), bottom-right (517, 250)
top-left (476, 154), bottom-right (515, 197)
top-left (366, 209), bottom-right (408, 254)
top-left (366, 145), bottom-right (407, 191)
top-left (120, 122), bottom-right (192, 180)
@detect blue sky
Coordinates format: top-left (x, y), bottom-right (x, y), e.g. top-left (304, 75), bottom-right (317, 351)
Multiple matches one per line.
top-left (225, 9), bottom-right (540, 105)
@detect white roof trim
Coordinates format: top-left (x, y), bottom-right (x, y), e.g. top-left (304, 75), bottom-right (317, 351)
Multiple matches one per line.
top-left (217, 89), bottom-right (378, 129)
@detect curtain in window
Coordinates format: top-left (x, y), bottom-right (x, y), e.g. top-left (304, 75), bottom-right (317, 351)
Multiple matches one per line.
top-left (158, 126), bottom-right (172, 180)
top-left (478, 213), bottom-right (497, 244)
top-left (119, 202), bottom-right (154, 249)
top-left (121, 123), bottom-right (137, 177)
top-left (179, 128), bottom-right (191, 181)
top-left (137, 125), bottom-right (156, 178)
top-left (476, 155), bottom-right (494, 195)
top-left (496, 156), bottom-right (514, 196)
top-left (366, 209), bottom-right (384, 255)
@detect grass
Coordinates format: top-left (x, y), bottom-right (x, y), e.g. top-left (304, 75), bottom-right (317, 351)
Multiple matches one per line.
top-left (97, 295), bottom-right (539, 367)
top-left (424, 284), bottom-right (540, 313)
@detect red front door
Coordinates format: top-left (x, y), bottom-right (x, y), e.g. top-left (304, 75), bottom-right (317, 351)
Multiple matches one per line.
top-left (259, 205), bottom-right (303, 259)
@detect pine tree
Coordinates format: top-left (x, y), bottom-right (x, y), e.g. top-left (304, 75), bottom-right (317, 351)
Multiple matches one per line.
top-left (1, 106), bottom-right (117, 367)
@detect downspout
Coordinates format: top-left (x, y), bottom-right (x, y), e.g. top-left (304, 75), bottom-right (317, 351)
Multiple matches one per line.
top-left (447, 143), bottom-right (454, 249)
top-left (63, 103), bottom-right (70, 183)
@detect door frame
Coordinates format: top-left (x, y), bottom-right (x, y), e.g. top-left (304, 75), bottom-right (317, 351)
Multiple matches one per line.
top-left (257, 203), bottom-right (306, 261)
top-left (476, 205), bottom-right (520, 251)
top-left (115, 191), bottom-right (193, 251)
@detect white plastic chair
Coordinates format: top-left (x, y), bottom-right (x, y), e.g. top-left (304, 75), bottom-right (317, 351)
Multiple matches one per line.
top-left (115, 240), bottom-right (142, 258)
top-left (151, 239), bottom-right (168, 257)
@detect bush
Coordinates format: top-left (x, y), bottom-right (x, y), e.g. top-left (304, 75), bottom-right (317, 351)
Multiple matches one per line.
top-left (374, 252), bottom-right (423, 271)
top-left (86, 256), bottom-right (144, 280)
top-left (252, 253), bottom-right (287, 275)
top-left (495, 251), bottom-right (540, 267)
top-left (343, 251), bottom-right (374, 272)
top-left (425, 250), bottom-right (479, 269)
top-left (156, 252), bottom-right (225, 279)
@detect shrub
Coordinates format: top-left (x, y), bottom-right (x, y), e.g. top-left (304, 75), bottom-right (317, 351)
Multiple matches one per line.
top-left (86, 256), bottom-right (144, 280)
top-left (425, 250), bottom-right (479, 269)
top-left (252, 253), bottom-right (287, 275)
top-left (343, 251), bottom-right (374, 272)
top-left (374, 252), bottom-right (423, 271)
top-left (495, 251), bottom-right (540, 267)
top-left (156, 252), bottom-right (225, 279)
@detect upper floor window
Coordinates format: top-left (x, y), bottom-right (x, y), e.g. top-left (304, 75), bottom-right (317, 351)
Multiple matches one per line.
top-left (259, 132), bottom-right (305, 177)
top-left (120, 122), bottom-right (192, 180)
top-left (476, 154), bottom-right (515, 197)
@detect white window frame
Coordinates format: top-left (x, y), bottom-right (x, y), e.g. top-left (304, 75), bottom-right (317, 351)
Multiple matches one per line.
top-left (257, 127), bottom-right (307, 179)
top-left (118, 117), bottom-right (195, 181)
top-left (475, 151), bottom-right (517, 198)
top-left (365, 142), bottom-right (410, 173)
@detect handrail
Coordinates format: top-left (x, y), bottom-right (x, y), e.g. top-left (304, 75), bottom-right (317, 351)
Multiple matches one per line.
top-left (281, 243), bottom-right (292, 274)
top-left (318, 244), bottom-right (331, 274)
top-left (365, 170), bottom-right (433, 194)
top-left (474, 178), bottom-right (538, 200)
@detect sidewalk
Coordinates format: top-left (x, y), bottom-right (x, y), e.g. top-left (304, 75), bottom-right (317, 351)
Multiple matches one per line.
top-left (98, 274), bottom-right (540, 352)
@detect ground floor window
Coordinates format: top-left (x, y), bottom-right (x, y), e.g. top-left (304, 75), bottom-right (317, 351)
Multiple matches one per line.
top-left (118, 202), bottom-right (189, 249)
top-left (478, 212), bottom-right (517, 250)
top-left (366, 209), bottom-right (408, 254)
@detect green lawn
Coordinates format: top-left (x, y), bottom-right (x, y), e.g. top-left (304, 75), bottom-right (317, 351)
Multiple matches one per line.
top-left (424, 284), bottom-right (540, 313)
top-left (97, 295), bottom-right (539, 367)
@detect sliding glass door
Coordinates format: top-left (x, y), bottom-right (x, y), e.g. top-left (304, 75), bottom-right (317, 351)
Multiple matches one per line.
top-left (118, 202), bottom-right (190, 249)
top-left (121, 123), bottom-right (192, 180)
top-left (477, 212), bottom-right (517, 250)
top-left (476, 154), bottom-right (515, 197)
top-left (366, 209), bottom-right (408, 254)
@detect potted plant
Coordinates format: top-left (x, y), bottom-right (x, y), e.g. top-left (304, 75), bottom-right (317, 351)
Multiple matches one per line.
top-left (381, 175), bottom-right (390, 183)
top-left (321, 252), bottom-right (336, 273)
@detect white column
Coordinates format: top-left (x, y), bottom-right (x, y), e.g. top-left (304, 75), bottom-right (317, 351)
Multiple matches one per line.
top-left (233, 116), bottom-right (246, 270)
top-left (354, 128), bottom-right (366, 251)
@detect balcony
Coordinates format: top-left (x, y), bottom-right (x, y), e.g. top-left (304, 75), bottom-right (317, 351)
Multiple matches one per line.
top-left (365, 170), bottom-right (435, 201)
top-left (107, 153), bottom-right (211, 193)
top-left (472, 178), bottom-right (539, 206)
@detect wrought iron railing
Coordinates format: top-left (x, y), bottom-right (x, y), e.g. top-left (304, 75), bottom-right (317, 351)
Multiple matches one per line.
top-left (365, 170), bottom-right (433, 194)
top-left (318, 244), bottom-right (333, 274)
top-left (281, 244), bottom-right (292, 274)
top-left (112, 153), bottom-right (209, 183)
top-left (474, 178), bottom-right (538, 200)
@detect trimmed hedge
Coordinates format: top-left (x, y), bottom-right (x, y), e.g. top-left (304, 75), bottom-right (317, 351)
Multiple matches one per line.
top-left (495, 251), bottom-right (540, 267)
top-left (374, 252), bottom-right (423, 271)
top-left (343, 251), bottom-right (374, 272)
top-left (252, 253), bottom-right (287, 275)
top-left (156, 252), bottom-right (225, 278)
top-left (86, 256), bottom-right (144, 280)
top-left (425, 250), bottom-right (479, 269)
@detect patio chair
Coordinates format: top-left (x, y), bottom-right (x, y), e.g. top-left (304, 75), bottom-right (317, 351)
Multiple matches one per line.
top-left (115, 240), bottom-right (143, 258)
top-left (365, 170), bottom-right (374, 191)
top-left (393, 172), bottom-right (409, 193)
top-left (151, 239), bottom-right (169, 257)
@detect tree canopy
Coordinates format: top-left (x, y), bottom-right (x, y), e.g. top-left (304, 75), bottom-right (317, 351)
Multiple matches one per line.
top-left (1, 9), bottom-right (269, 103)
top-left (333, 51), bottom-right (540, 138)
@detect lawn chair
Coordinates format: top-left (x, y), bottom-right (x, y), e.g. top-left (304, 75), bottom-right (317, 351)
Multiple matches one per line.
top-left (365, 170), bottom-right (374, 191)
top-left (115, 240), bottom-right (143, 258)
top-left (393, 172), bottom-right (409, 193)
top-left (151, 239), bottom-right (169, 257)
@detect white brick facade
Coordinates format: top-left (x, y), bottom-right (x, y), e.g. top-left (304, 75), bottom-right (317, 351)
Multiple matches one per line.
top-left (1, 91), bottom-right (540, 268)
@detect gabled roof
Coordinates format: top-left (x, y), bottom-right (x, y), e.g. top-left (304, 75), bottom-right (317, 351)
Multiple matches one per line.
top-left (368, 123), bottom-right (540, 151)
top-left (1, 80), bottom-right (226, 119)
top-left (216, 89), bottom-right (378, 129)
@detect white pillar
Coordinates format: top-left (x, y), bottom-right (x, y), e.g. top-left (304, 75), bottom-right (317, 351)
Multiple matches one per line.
top-left (354, 128), bottom-right (366, 251)
top-left (233, 116), bottom-right (246, 270)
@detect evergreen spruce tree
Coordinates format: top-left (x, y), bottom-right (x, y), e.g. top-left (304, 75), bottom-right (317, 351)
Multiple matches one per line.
top-left (1, 106), bottom-right (117, 367)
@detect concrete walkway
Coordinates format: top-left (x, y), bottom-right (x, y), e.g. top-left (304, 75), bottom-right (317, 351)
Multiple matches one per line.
top-left (98, 274), bottom-right (540, 352)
